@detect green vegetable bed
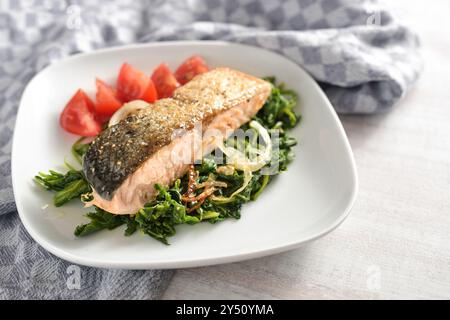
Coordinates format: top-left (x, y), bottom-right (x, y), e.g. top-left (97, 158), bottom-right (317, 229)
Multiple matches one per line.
top-left (35, 78), bottom-right (301, 244)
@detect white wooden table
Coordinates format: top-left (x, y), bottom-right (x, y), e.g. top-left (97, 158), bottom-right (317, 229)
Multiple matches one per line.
top-left (162, 1), bottom-right (450, 299)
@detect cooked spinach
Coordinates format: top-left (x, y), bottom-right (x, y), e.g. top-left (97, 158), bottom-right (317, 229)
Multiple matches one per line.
top-left (74, 207), bottom-right (128, 236)
top-left (35, 169), bottom-right (91, 207)
top-left (71, 137), bottom-right (91, 165)
top-left (257, 76), bottom-right (300, 129)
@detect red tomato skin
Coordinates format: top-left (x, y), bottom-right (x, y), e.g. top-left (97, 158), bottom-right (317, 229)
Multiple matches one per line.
top-left (174, 55), bottom-right (209, 85)
top-left (60, 89), bottom-right (102, 137)
top-left (141, 79), bottom-right (158, 103)
top-left (117, 63), bottom-right (155, 103)
top-left (95, 78), bottom-right (123, 118)
top-left (151, 63), bottom-right (180, 98)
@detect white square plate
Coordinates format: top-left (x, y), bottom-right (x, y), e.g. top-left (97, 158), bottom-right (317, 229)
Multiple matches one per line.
top-left (12, 41), bottom-right (358, 269)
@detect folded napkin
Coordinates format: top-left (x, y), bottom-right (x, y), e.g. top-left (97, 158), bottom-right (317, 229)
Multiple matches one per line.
top-left (0, 0), bottom-right (421, 299)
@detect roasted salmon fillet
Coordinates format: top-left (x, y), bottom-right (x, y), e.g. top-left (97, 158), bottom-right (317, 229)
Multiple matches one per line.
top-left (83, 68), bottom-right (271, 214)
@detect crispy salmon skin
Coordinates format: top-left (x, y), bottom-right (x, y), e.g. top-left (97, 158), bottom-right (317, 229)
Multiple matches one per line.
top-left (83, 68), bottom-right (271, 214)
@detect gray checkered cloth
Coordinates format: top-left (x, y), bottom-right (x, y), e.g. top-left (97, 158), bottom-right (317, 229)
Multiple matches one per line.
top-left (0, 0), bottom-right (421, 299)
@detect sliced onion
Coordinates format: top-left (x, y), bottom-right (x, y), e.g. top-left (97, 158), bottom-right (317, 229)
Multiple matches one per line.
top-left (216, 165), bottom-right (235, 176)
top-left (217, 120), bottom-right (272, 172)
top-left (108, 100), bottom-right (150, 127)
top-left (249, 120), bottom-right (272, 160)
top-left (211, 170), bottom-right (252, 203)
top-left (196, 174), bottom-right (228, 189)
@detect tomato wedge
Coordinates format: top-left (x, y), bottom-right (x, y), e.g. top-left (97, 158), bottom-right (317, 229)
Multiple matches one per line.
top-left (116, 63), bottom-right (158, 103)
top-left (60, 89), bottom-right (102, 137)
top-left (151, 63), bottom-right (180, 98)
top-left (175, 55), bottom-right (209, 85)
top-left (140, 79), bottom-right (158, 103)
top-left (95, 78), bottom-right (122, 118)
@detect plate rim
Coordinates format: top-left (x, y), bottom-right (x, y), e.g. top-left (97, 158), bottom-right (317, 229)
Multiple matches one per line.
top-left (11, 40), bottom-right (359, 269)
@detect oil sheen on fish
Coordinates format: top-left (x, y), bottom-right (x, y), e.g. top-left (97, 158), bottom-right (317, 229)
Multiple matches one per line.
top-left (83, 68), bottom-right (272, 214)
